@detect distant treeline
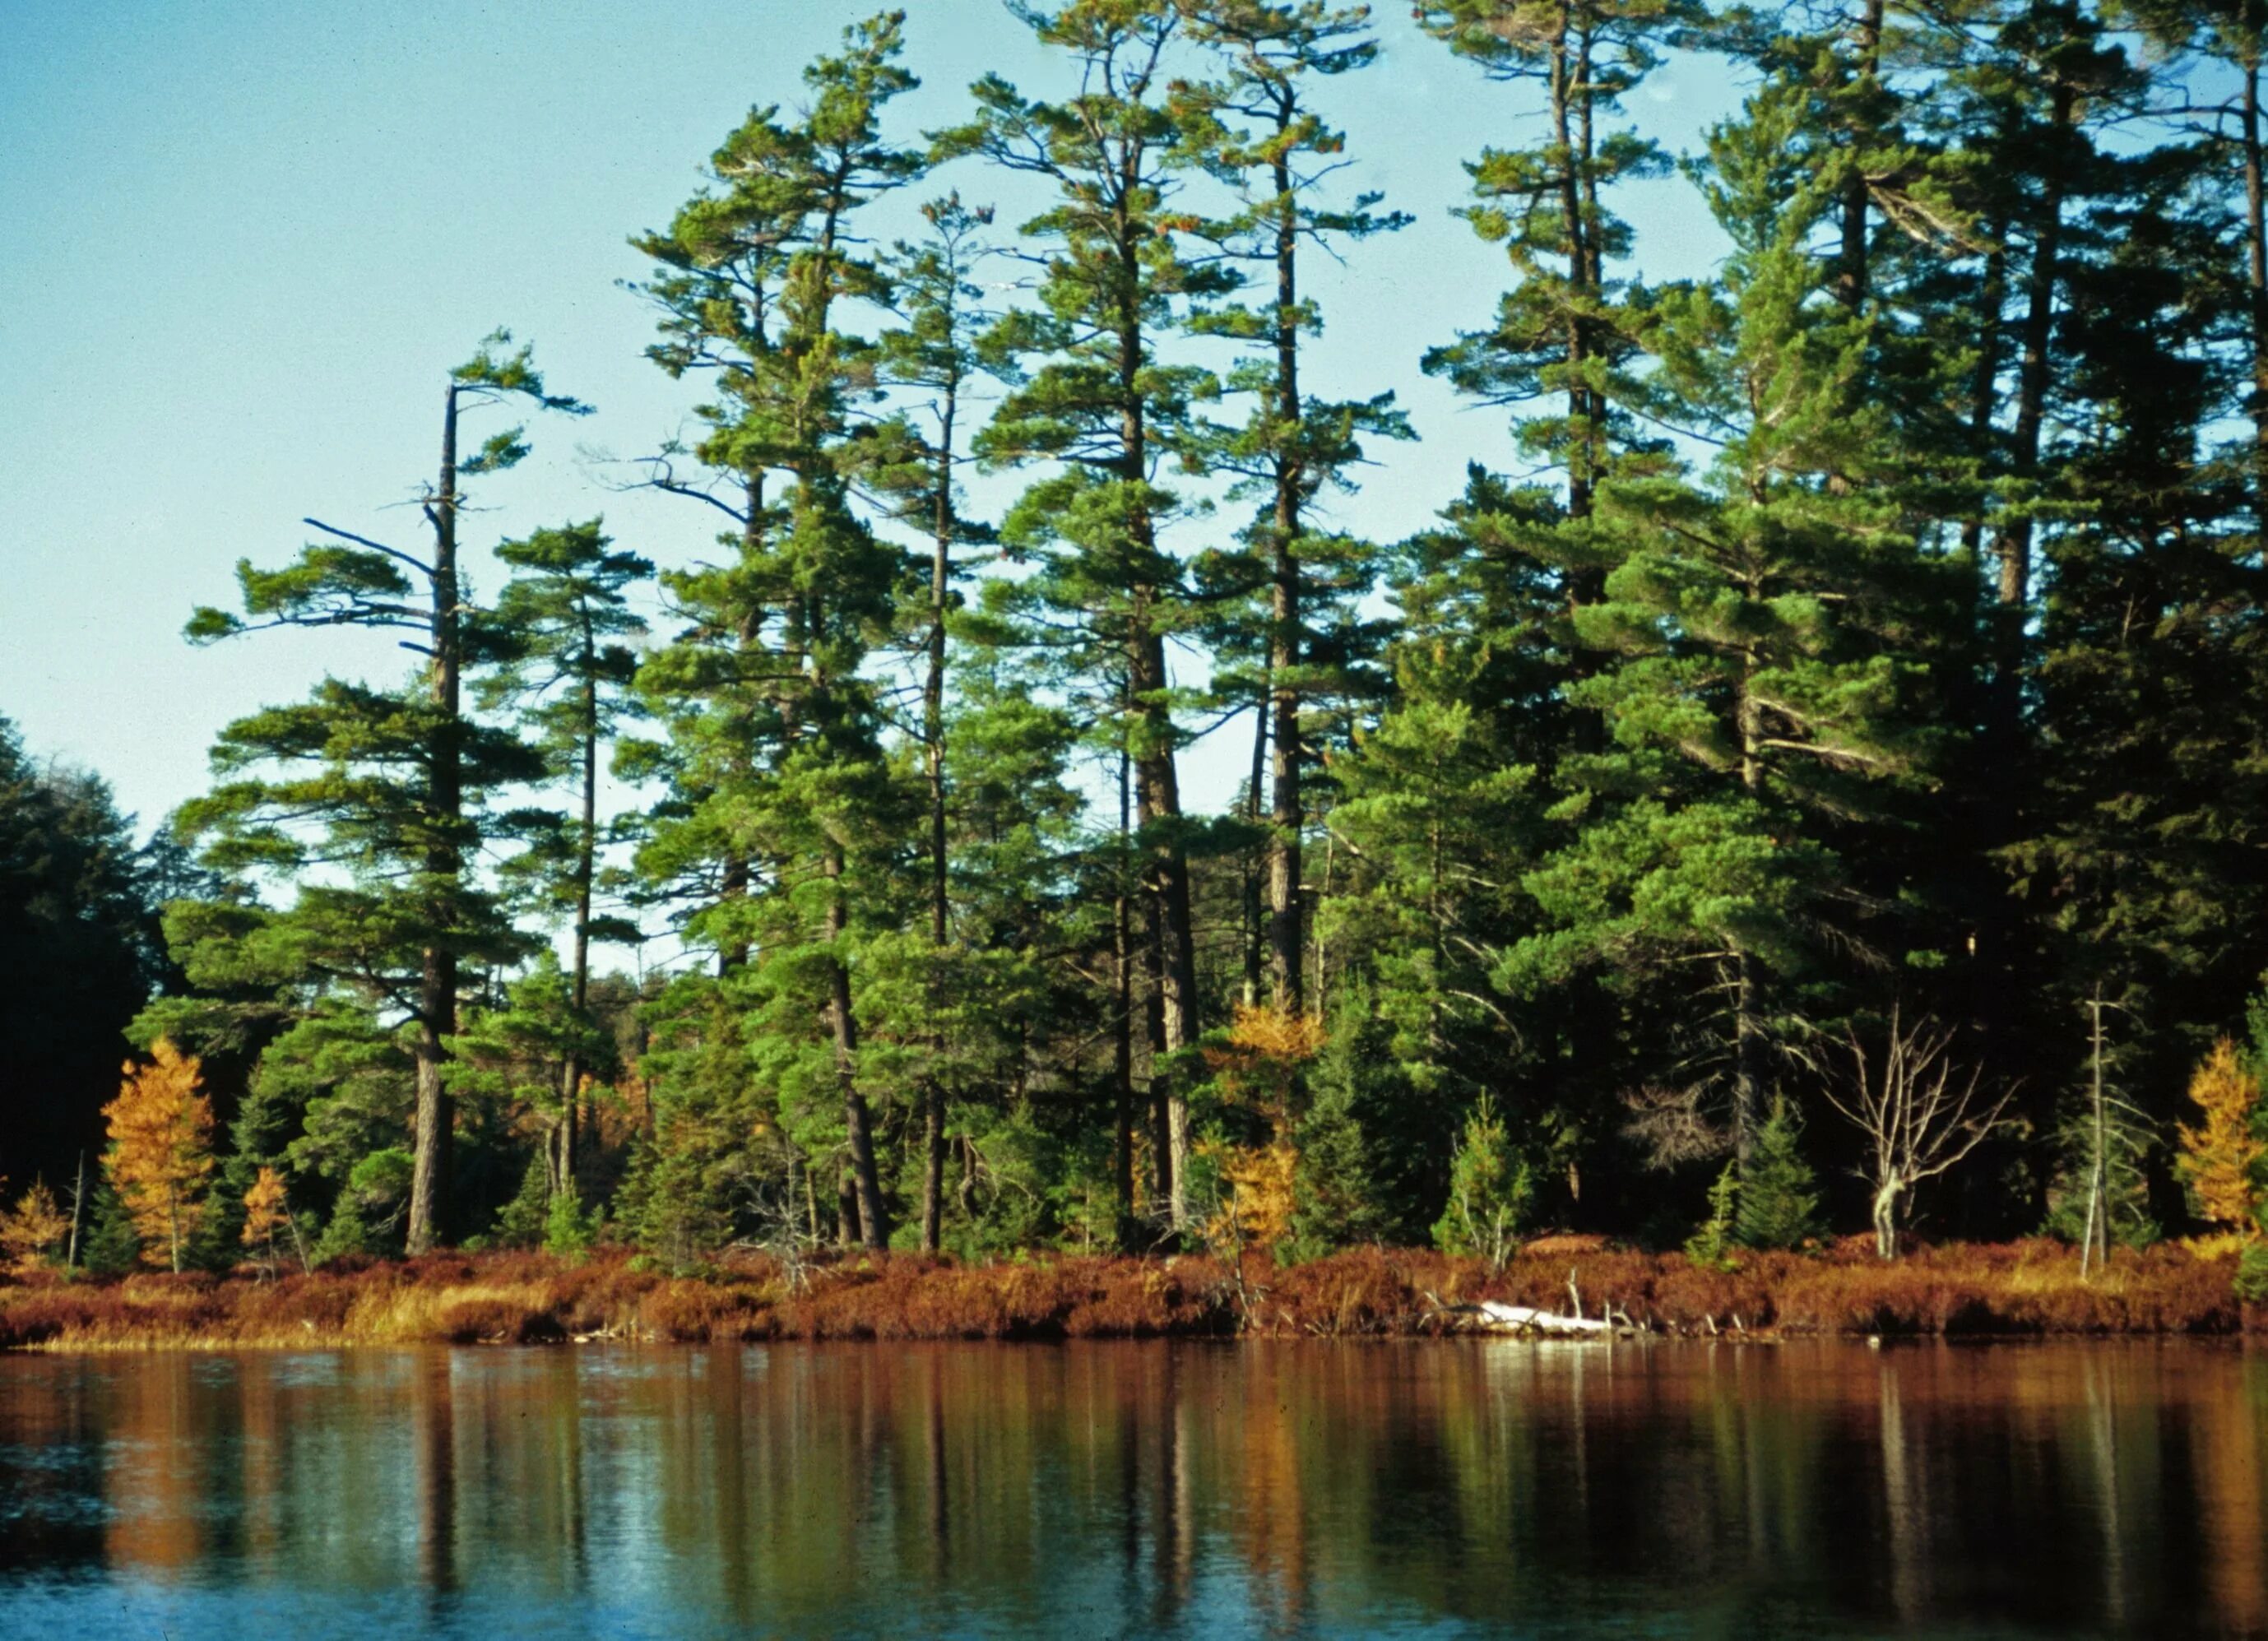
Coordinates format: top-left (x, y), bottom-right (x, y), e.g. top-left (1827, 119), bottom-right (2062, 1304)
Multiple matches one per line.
top-left (12, 0), bottom-right (2268, 1277)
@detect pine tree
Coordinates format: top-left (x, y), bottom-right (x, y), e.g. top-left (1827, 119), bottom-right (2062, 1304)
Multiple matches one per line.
top-left (0, 713), bottom-right (162, 1203)
top-left (80, 1184), bottom-right (140, 1277)
top-left (1508, 77), bottom-right (1949, 1161)
top-left (628, 12), bottom-right (922, 1251)
top-left (1431, 1092), bottom-right (1533, 1268)
top-left (870, 194), bottom-right (1008, 1251)
top-left (943, 0), bottom-right (1238, 1231)
top-left (478, 520), bottom-right (652, 1200)
top-left (1173, 0), bottom-right (1409, 1013)
top-left (1417, 0), bottom-right (1697, 523)
top-left (178, 331), bottom-right (583, 1252)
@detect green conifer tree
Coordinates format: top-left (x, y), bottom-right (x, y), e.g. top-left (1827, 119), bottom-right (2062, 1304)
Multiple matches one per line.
top-left (627, 13), bottom-right (923, 1250)
top-left (941, 0), bottom-right (1239, 1231)
top-left (174, 332), bottom-right (582, 1250)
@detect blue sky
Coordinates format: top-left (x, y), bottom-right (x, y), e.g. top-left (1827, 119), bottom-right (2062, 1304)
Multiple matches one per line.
top-left (0, 0), bottom-right (1743, 836)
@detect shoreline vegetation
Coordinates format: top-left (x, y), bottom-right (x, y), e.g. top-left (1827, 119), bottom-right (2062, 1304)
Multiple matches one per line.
top-left (2, 1240), bottom-right (2256, 1352)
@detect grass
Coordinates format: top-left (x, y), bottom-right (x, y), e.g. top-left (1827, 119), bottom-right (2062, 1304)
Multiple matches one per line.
top-left (0, 1238), bottom-right (2249, 1351)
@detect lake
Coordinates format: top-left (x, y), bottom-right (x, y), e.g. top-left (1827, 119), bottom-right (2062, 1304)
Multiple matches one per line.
top-left (1, 1340), bottom-right (2264, 1638)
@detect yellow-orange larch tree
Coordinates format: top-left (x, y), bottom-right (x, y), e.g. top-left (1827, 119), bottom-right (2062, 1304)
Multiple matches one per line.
top-left (0, 1181), bottom-right (70, 1275)
top-left (102, 1038), bottom-right (216, 1272)
top-left (240, 1166), bottom-right (294, 1277)
top-left (2178, 1038), bottom-right (2266, 1235)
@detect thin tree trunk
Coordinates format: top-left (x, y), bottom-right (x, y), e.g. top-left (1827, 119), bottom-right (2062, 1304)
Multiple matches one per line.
top-left (718, 474), bottom-right (765, 977)
top-left (1114, 183), bottom-right (1197, 1226)
top-left (1133, 636), bottom-right (1197, 1232)
top-left (1835, 0), bottom-right (1885, 313)
top-left (825, 845), bottom-right (890, 1251)
top-left (66, 1150), bottom-right (85, 1270)
top-left (1265, 124), bottom-right (1306, 1017)
top-left (552, 619), bottom-right (600, 1203)
top-left (1115, 738), bottom-right (1137, 1245)
top-left (408, 381), bottom-right (464, 1257)
top-left (1242, 694), bottom-right (1266, 1009)
top-left (2242, 48), bottom-right (2268, 521)
top-left (837, 1165), bottom-right (861, 1249)
top-left (920, 394), bottom-right (956, 1255)
top-left (1986, 82), bottom-right (2073, 758)
top-left (1733, 643), bottom-right (1766, 1163)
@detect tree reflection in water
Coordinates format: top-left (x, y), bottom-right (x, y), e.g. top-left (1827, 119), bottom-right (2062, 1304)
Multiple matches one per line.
top-left (2, 1340), bottom-right (2266, 1637)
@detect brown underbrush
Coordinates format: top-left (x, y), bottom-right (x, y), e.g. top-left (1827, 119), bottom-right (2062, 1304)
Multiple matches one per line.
top-left (0, 1238), bottom-right (2247, 1351)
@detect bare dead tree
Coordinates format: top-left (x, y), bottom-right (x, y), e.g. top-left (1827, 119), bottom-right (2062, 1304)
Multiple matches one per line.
top-left (1620, 1082), bottom-right (1732, 1171)
top-left (1822, 1006), bottom-right (2013, 1259)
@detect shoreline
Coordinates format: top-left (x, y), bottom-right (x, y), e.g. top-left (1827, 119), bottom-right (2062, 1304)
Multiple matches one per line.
top-left (2, 1240), bottom-right (2255, 1351)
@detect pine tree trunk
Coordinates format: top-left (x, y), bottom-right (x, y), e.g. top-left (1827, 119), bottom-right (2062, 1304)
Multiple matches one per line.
top-left (2242, 49), bottom-right (2268, 521)
top-left (1133, 637), bottom-right (1197, 1233)
top-left (553, 638), bottom-right (599, 1204)
top-left (1733, 644), bottom-right (1765, 1163)
top-left (825, 846), bottom-right (890, 1251)
top-left (408, 381), bottom-right (464, 1257)
top-left (920, 403), bottom-right (954, 1256)
top-left (1242, 697), bottom-right (1265, 1009)
top-left (1114, 740), bottom-right (1138, 1247)
top-left (1115, 202), bottom-right (1197, 1226)
top-left (1265, 136), bottom-right (1306, 1017)
top-left (1834, 0), bottom-right (1885, 313)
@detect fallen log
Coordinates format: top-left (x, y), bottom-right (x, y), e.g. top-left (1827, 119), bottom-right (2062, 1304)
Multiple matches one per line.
top-left (1422, 1293), bottom-right (1637, 1337)
top-left (1473, 1300), bottom-right (1616, 1336)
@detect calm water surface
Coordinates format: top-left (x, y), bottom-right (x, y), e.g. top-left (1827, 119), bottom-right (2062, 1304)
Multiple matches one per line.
top-left (1, 1340), bottom-right (2265, 1639)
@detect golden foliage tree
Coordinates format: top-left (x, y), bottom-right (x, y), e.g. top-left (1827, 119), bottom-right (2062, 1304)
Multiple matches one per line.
top-left (2178, 1038), bottom-right (2266, 1234)
top-left (102, 1038), bottom-right (216, 1272)
top-left (0, 1180), bottom-right (70, 1274)
top-left (1200, 1007), bottom-right (1324, 1254)
top-left (240, 1166), bottom-right (292, 1276)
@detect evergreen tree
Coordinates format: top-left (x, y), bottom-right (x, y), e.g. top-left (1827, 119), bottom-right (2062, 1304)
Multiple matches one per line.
top-left (176, 331), bottom-right (584, 1252)
top-left (1733, 1095), bottom-right (1823, 1249)
top-left (477, 520), bottom-right (652, 1200)
top-left (1431, 1092), bottom-right (1533, 1267)
top-left (942, 0), bottom-right (1239, 1231)
top-left (871, 194), bottom-right (1007, 1250)
top-left (0, 714), bottom-right (163, 1196)
top-left (1173, 0), bottom-right (1410, 1013)
top-left (628, 12), bottom-right (923, 1251)
top-left (1507, 78), bottom-right (1950, 1161)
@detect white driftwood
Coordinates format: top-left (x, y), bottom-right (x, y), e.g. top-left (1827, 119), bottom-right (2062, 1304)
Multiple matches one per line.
top-left (1471, 1300), bottom-right (1616, 1337)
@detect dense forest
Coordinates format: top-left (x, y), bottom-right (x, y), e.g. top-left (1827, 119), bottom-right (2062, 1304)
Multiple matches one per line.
top-left (13, 0), bottom-right (2268, 1278)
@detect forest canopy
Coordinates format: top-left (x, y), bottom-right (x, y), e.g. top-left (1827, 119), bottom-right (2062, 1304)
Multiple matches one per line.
top-left (16, 0), bottom-right (2268, 1274)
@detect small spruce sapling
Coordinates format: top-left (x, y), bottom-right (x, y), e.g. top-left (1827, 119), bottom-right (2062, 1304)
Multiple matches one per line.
top-left (1735, 1096), bottom-right (1822, 1251)
top-left (1686, 1165), bottom-right (1742, 1271)
top-left (1432, 1092), bottom-right (1533, 1269)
